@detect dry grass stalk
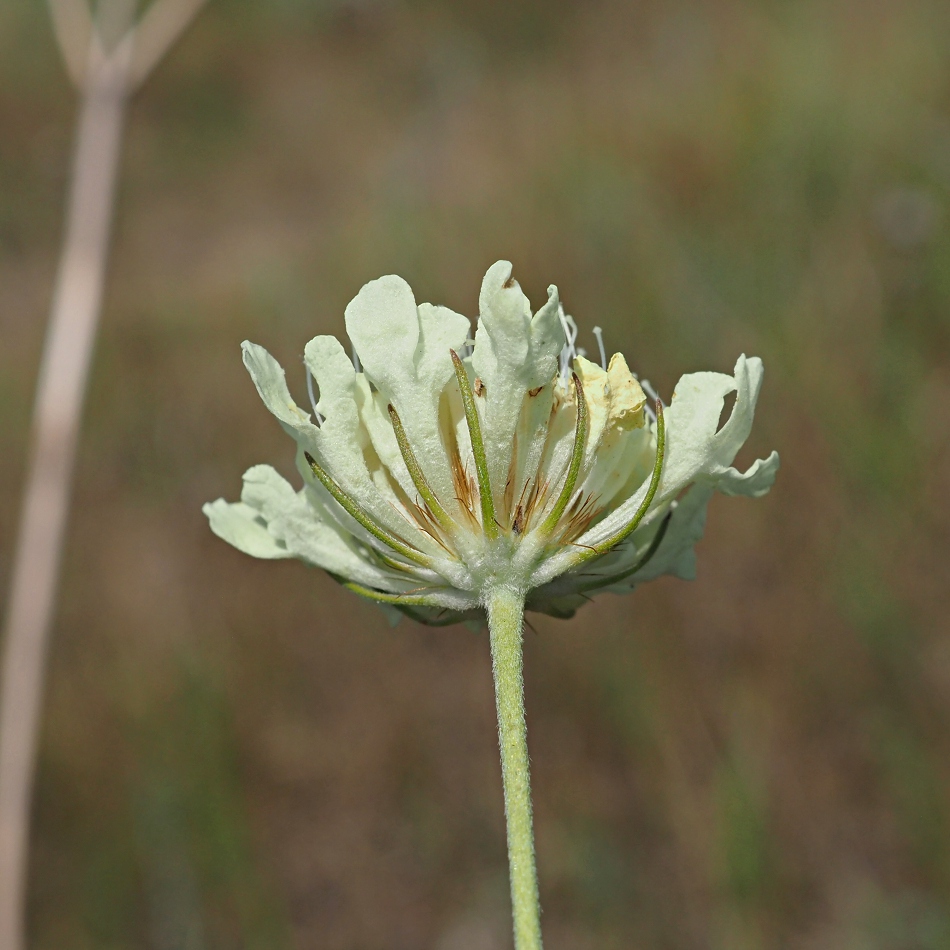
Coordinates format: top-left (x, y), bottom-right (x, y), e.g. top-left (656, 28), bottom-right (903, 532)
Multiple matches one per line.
top-left (0, 2), bottom-right (207, 947)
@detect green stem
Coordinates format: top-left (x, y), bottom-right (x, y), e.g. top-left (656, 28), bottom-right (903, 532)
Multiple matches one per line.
top-left (486, 586), bottom-right (542, 950)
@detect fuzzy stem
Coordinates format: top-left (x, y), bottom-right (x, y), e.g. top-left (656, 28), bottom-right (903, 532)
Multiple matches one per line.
top-left (486, 586), bottom-right (542, 950)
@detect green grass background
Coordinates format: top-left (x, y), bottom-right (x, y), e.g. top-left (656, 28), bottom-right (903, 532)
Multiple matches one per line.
top-left (2, 0), bottom-right (950, 946)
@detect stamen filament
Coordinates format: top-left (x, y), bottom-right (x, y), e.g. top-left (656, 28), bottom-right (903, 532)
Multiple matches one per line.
top-left (451, 349), bottom-right (499, 539)
top-left (304, 451), bottom-right (433, 567)
top-left (592, 326), bottom-right (606, 371)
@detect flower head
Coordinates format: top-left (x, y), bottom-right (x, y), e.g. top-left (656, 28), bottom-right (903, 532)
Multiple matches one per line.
top-left (204, 261), bottom-right (778, 625)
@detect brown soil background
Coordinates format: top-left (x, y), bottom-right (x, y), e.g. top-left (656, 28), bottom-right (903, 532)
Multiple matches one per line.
top-left (2, 1), bottom-right (950, 947)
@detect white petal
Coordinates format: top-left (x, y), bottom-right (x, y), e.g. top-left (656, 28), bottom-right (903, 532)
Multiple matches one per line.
top-left (578, 355), bottom-right (774, 550)
top-left (507, 382), bottom-right (556, 519)
top-left (344, 275), bottom-right (420, 384)
top-left (203, 498), bottom-right (291, 559)
top-left (407, 301), bottom-right (474, 503)
top-left (608, 483), bottom-right (714, 588)
top-left (353, 380), bottom-right (415, 499)
top-left (242, 341), bottom-right (318, 448)
top-left (531, 480), bottom-right (713, 597)
top-left (659, 369), bottom-right (737, 493)
top-left (528, 387), bottom-right (577, 519)
top-left (344, 277), bottom-right (471, 507)
top-left (606, 353), bottom-right (647, 429)
top-left (716, 450), bottom-right (780, 498)
top-left (574, 354), bottom-right (646, 461)
top-left (238, 464), bottom-right (405, 589)
top-left (579, 425), bottom-right (655, 513)
top-left (471, 261), bottom-right (565, 505)
top-left (714, 355), bottom-right (765, 467)
top-left (301, 336), bottom-right (442, 552)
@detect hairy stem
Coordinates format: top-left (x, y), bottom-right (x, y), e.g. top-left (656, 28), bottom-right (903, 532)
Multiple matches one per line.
top-left (486, 586), bottom-right (542, 950)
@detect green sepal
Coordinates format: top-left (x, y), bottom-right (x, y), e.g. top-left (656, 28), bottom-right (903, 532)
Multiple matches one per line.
top-left (578, 505), bottom-right (674, 592)
top-left (304, 450), bottom-right (432, 568)
top-left (539, 371), bottom-right (588, 536)
top-left (388, 403), bottom-right (456, 535)
top-left (451, 349), bottom-right (498, 539)
top-left (343, 580), bottom-right (451, 608)
top-left (397, 605), bottom-right (480, 627)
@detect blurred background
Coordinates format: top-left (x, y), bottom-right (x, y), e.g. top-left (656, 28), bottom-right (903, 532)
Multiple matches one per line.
top-left (2, 0), bottom-right (949, 947)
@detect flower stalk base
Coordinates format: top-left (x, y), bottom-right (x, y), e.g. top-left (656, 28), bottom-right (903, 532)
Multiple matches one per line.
top-left (486, 586), bottom-right (542, 950)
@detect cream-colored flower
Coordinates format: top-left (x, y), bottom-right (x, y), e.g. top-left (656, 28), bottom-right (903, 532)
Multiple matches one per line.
top-left (204, 261), bottom-right (778, 625)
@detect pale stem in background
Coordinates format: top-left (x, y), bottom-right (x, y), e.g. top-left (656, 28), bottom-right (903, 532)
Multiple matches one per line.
top-left (0, 2), bottom-right (207, 948)
top-left (486, 587), bottom-right (544, 950)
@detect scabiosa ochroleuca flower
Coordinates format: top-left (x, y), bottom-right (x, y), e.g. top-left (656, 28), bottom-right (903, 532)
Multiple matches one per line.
top-left (204, 261), bottom-right (778, 949)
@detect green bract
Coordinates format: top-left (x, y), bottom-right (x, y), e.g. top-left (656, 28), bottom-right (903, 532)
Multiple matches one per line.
top-left (204, 262), bottom-right (779, 625)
